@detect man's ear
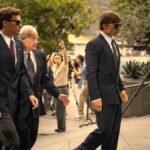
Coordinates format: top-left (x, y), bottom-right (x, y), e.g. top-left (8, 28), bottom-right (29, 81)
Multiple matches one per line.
top-left (2, 20), bottom-right (9, 28)
top-left (103, 24), bottom-right (108, 30)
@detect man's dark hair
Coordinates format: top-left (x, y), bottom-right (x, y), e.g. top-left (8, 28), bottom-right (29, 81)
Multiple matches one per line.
top-left (76, 54), bottom-right (84, 63)
top-left (0, 7), bottom-right (21, 29)
top-left (99, 11), bottom-right (121, 30)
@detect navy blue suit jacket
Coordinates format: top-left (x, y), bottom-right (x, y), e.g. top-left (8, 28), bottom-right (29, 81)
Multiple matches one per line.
top-left (17, 49), bottom-right (60, 119)
top-left (85, 34), bottom-right (124, 104)
top-left (0, 34), bottom-right (33, 116)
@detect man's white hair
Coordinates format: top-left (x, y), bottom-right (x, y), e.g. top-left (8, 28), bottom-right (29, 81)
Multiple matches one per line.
top-left (19, 25), bottom-right (38, 39)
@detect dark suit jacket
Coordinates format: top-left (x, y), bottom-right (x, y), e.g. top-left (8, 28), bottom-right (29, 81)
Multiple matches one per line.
top-left (17, 49), bottom-right (60, 119)
top-left (0, 34), bottom-right (33, 116)
top-left (85, 34), bottom-right (124, 104)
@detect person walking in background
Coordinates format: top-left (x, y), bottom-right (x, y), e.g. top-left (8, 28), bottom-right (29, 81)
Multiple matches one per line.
top-left (72, 55), bottom-right (84, 88)
top-left (74, 11), bottom-right (128, 150)
top-left (52, 40), bottom-right (69, 133)
top-left (75, 63), bottom-right (91, 119)
top-left (16, 25), bottom-right (69, 150)
top-left (71, 55), bottom-right (87, 119)
top-left (0, 7), bottom-right (38, 150)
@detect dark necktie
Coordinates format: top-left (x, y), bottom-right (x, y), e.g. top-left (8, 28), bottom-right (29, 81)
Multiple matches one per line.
top-left (111, 39), bottom-right (118, 65)
top-left (27, 53), bottom-right (35, 83)
top-left (9, 40), bottom-right (15, 62)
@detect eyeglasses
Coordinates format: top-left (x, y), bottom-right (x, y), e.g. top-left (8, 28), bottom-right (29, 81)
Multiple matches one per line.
top-left (107, 23), bottom-right (121, 29)
top-left (28, 36), bottom-right (39, 41)
top-left (8, 19), bottom-right (22, 25)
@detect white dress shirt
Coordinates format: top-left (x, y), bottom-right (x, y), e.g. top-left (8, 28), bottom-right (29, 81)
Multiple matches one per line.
top-left (0, 32), bottom-right (17, 64)
top-left (100, 31), bottom-right (118, 57)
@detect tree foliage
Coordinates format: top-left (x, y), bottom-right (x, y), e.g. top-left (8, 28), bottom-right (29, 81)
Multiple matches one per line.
top-left (110, 0), bottom-right (150, 45)
top-left (0, 0), bottom-right (99, 54)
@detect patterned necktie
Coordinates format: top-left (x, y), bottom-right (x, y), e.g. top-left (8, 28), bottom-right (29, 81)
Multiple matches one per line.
top-left (9, 40), bottom-right (15, 62)
top-left (111, 39), bottom-right (118, 65)
top-left (27, 53), bottom-right (35, 83)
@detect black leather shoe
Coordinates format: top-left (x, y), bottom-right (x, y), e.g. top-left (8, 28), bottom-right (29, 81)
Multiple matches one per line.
top-left (40, 111), bottom-right (46, 116)
top-left (54, 129), bottom-right (66, 133)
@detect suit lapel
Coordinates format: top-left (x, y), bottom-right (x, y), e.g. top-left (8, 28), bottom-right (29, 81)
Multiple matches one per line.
top-left (0, 34), bottom-right (15, 69)
top-left (113, 40), bottom-right (120, 75)
top-left (0, 34), bottom-right (9, 50)
top-left (33, 50), bottom-right (40, 84)
top-left (15, 40), bottom-right (22, 72)
top-left (0, 35), bottom-right (16, 84)
top-left (9, 39), bottom-right (23, 83)
top-left (99, 34), bottom-right (117, 81)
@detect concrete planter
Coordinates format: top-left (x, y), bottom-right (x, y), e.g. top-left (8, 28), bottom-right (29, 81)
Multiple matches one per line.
top-left (122, 77), bottom-right (150, 117)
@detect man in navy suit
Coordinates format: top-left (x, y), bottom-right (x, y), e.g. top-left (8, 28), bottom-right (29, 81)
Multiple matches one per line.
top-left (0, 7), bottom-right (38, 150)
top-left (16, 25), bottom-right (70, 150)
top-left (74, 11), bottom-right (128, 150)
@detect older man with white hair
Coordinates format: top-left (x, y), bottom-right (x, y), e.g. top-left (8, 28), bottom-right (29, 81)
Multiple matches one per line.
top-left (16, 25), bottom-right (70, 150)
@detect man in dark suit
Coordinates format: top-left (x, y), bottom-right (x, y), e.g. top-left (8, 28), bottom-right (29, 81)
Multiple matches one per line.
top-left (74, 11), bottom-right (128, 150)
top-left (16, 25), bottom-right (70, 150)
top-left (0, 7), bottom-right (38, 150)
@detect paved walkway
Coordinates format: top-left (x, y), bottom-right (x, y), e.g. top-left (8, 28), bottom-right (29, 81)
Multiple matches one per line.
top-left (32, 88), bottom-right (150, 150)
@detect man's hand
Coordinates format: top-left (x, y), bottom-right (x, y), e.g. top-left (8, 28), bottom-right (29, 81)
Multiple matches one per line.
top-left (91, 99), bottom-right (102, 112)
top-left (120, 91), bottom-right (128, 103)
top-left (29, 95), bottom-right (39, 109)
top-left (58, 94), bottom-right (70, 106)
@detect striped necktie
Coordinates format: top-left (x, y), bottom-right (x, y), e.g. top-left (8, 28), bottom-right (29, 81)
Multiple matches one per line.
top-left (9, 40), bottom-right (15, 63)
top-left (27, 53), bottom-right (35, 83)
top-left (111, 39), bottom-right (118, 65)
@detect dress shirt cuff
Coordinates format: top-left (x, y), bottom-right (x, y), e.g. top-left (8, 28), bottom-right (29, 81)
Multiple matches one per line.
top-left (120, 90), bottom-right (126, 93)
top-left (58, 94), bottom-right (62, 100)
top-left (91, 98), bottom-right (102, 102)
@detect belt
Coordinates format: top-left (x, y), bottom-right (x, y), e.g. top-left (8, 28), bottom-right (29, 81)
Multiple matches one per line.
top-left (56, 85), bottom-right (68, 88)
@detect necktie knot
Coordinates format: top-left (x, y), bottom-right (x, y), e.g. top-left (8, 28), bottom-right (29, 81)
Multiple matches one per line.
top-left (10, 40), bottom-right (14, 46)
top-left (27, 52), bottom-right (31, 58)
top-left (111, 39), bottom-right (114, 44)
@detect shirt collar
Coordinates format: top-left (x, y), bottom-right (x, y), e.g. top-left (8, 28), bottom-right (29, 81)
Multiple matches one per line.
top-left (100, 31), bottom-right (114, 46)
top-left (0, 31), bottom-right (15, 47)
top-left (24, 50), bottom-right (34, 58)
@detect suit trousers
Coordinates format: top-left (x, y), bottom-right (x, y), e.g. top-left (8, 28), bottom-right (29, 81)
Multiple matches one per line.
top-left (39, 96), bottom-right (46, 115)
top-left (75, 104), bottom-right (122, 150)
top-left (0, 113), bottom-right (19, 150)
top-left (43, 91), bottom-right (52, 112)
top-left (54, 87), bottom-right (69, 130)
top-left (16, 109), bottom-right (39, 150)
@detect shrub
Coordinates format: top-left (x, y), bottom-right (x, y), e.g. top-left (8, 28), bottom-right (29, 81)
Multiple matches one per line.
top-left (141, 61), bottom-right (150, 80)
top-left (122, 60), bottom-right (143, 79)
